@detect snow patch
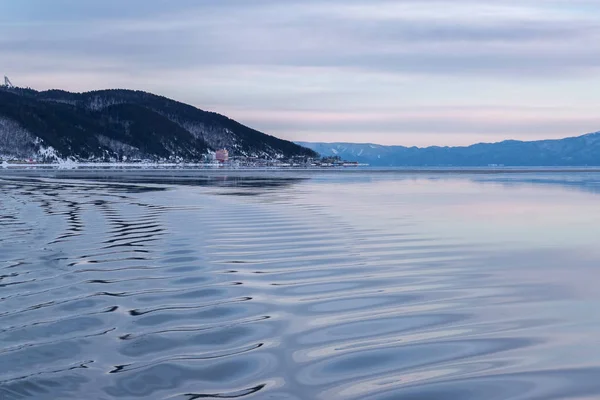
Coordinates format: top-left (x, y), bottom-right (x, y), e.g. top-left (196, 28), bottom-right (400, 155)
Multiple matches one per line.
top-left (97, 135), bottom-right (142, 158)
top-left (0, 117), bottom-right (39, 159)
top-left (87, 96), bottom-right (124, 111)
top-left (56, 158), bottom-right (78, 169)
top-left (43, 98), bottom-right (77, 106)
top-left (38, 145), bottom-right (60, 160)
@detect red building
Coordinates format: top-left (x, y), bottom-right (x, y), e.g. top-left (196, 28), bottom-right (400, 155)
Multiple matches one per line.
top-left (215, 149), bottom-right (229, 163)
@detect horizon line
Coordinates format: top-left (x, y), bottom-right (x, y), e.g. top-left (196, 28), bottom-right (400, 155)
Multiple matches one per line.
top-left (296, 130), bottom-right (599, 149)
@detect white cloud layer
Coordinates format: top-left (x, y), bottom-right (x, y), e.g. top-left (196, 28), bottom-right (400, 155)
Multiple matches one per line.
top-left (3, 0), bottom-right (600, 145)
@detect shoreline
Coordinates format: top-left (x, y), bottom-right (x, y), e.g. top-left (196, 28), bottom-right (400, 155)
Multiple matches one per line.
top-left (3, 164), bottom-right (600, 175)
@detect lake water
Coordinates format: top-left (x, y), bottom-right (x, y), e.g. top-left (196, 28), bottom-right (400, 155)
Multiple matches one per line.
top-left (2, 169), bottom-right (600, 399)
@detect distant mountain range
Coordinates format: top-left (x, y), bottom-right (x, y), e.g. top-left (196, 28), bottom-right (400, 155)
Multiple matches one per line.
top-left (0, 87), bottom-right (317, 162)
top-left (298, 132), bottom-right (600, 166)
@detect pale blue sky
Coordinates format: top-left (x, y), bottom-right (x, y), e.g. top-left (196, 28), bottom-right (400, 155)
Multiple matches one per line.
top-left (3, 0), bottom-right (600, 145)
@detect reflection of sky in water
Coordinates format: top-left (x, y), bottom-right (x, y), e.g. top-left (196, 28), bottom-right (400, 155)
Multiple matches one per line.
top-left (302, 173), bottom-right (600, 249)
top-left (277, 172), bottom-right (600, 377)
top-left (401, 181), bottom-right (599, 248)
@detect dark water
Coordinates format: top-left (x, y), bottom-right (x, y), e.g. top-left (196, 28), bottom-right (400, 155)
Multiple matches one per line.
top-left (2, 169), bottom-right (600, 399)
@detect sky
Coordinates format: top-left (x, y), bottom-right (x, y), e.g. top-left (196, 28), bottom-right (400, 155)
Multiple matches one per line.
top-left (3, 0), bottom-right (600, 146)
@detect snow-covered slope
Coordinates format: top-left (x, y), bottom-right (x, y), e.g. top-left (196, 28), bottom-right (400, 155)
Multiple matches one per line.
top-left (0, 117), bottom-right (62, 162)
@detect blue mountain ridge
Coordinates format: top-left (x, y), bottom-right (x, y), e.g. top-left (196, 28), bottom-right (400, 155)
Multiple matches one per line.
top-left (297, 132), bottom-right (600, 166)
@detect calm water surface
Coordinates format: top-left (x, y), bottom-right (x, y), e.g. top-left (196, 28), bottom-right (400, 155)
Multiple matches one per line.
top-left (1, 169), bottom-right (600, 399)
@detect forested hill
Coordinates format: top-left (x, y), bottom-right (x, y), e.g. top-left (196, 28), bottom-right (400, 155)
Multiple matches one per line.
top-left (0, 87), bottom-right (317, 162)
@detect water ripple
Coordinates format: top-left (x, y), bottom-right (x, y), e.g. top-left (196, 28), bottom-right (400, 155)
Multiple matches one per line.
top-left (2, 171), bottom-right (600, 399)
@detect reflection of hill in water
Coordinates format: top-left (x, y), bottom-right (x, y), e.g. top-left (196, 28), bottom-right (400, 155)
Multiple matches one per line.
top-left (67, 175), bottom-right (306, 191)
top-left (2, 169), bottom-right (600, 197)
top-left (1, 170), bottom-right (309, 197)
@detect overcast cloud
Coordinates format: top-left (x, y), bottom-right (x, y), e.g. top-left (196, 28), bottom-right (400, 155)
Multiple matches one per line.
top-left (3, 0), bottom-right (600, 145)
